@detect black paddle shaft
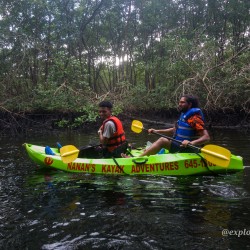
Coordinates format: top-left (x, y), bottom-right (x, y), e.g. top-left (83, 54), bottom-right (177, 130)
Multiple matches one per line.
top-left (78, 144), bottom-right (102, 158)
top-left (143, 128), bottom-right (201, 152)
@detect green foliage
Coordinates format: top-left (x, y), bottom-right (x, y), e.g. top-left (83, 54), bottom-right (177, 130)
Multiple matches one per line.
top-left (56, 119), bottom-right (70, 128)
top-left (55, 112), bottom-right (98, 129)
top-left (0, 0), bottom-right (249, 116)
top-left (121, 83), bottom-right (148, 110)
top-left (54, 103), bottom-right (99, 128)
top-left (76, 104), bottom-right (99, 123)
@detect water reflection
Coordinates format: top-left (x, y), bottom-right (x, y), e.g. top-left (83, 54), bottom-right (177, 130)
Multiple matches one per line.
top-left (2, 167), bottom-right (249, 249)
top-left (0, 130), bottom-right (250, 249)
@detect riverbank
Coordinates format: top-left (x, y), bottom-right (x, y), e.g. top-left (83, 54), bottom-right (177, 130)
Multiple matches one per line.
top-left (0, 108), bottom-right (249, 136)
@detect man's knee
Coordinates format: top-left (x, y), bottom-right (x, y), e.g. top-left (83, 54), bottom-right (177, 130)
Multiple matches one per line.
top-left (157, 137), bottom-right (169, 147)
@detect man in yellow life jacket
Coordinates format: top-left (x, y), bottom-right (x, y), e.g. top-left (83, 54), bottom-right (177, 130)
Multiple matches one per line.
top-left (98, 101), bottom-right (128, 158)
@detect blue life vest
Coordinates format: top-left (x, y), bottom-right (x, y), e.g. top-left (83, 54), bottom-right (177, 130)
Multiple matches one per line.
top-left (174, 108), bottom-right (204, 141)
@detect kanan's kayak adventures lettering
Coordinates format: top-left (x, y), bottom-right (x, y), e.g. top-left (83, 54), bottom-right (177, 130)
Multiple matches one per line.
top-left (66, 162), bottom-right (180, 174)
top-left (46, 159), bottom-right (217, 174)
top-left (102, 165), bottom-right (124, 173)
top-left (130, 162), bottom-right (179, 173)
top-left (67, 163), bottom-right (96, 172)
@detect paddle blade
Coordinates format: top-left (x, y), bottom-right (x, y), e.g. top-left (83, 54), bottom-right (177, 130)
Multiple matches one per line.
top-left (131, 120), bottom-right (144, 133)
top-left (201, 144), bottom-right (231, 168)
top-left (60, 145), bottom-right (79, 163)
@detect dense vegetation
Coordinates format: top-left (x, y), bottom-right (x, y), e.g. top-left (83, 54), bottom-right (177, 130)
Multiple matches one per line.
top-left (0, 0), bottom-right (249, 127)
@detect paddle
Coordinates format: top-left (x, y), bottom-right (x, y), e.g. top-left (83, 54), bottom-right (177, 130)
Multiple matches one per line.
top-left (60, 145), bottom-right (80, 164)
top-left (60, 144), bottom-right (102, 163)
top-left (131, 120), bottom-right (231, 168)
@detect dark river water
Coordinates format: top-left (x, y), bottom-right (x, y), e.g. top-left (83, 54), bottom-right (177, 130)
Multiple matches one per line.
top-left (0, 127), bottom-right (250, 249)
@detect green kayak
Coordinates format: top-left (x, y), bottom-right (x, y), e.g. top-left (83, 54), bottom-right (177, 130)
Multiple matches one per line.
top-left (24, 143), bottom-right (244, 176)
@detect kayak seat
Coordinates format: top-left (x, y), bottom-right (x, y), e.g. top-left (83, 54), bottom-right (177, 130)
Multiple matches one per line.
top-left (45, 146), bottom-right (55, 155)
top-left (57, 142), bottom-right (63, 149)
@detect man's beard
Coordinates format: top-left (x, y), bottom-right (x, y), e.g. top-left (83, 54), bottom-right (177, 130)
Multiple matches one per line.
top-left (178, 107), bottom-right (188, 113)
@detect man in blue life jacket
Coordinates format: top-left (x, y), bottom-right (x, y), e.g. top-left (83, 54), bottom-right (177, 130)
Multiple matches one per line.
top-left (123, 94), bottom-right (210, 157)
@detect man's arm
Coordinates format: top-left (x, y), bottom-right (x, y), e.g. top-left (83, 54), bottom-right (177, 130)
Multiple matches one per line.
top-left (148, 127), bottom-right (175, 136)
top-left (98, 129), bottom-right (109, 145)
top-left (182, 114), bottom-right (210, 147)
top-left (189, 129), bottom-right (210, 146)
top-left (98, 121), bottom-right (116, 146)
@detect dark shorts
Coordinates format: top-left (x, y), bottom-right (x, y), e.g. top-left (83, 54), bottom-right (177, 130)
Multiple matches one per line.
top-left (78, 145), bottom-right (103, 158)
top-left (169, 141), bottom-right (197, 153)
top-left (103, 141), bottom-right (128, 158)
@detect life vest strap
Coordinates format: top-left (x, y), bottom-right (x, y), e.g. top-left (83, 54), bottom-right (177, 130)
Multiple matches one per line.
top-left (106, 138), bottom-right (126, 147)
top-left (175, 134), bottom-right (199, 139)
top-left (177, 126), bottom-right (193, 131)
top-left (108, 132), bottom-right (125, 140)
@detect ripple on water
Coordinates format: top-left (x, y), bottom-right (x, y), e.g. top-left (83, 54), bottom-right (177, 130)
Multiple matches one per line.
top-left (1, 132), bottom-right (250, 249)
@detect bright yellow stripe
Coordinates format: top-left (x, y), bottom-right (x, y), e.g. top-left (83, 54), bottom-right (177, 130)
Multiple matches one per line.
top-left (61, 150), bottom-right (79, 157)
